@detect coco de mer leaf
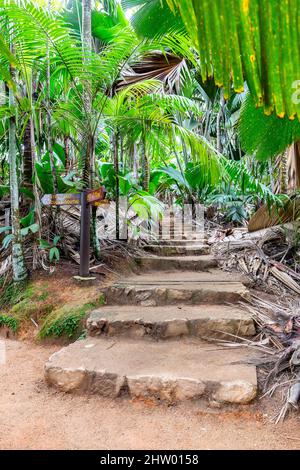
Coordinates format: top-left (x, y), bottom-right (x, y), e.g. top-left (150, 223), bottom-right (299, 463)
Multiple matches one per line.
top-left (167, 0), bottom-right (300, 120)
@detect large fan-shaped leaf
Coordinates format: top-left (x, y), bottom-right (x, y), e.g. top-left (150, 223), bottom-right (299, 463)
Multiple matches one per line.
top-left (167, 0), bottom-right (300, 120)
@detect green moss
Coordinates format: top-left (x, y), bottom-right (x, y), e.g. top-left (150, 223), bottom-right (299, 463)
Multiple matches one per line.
top-left (0, 280), bottom-right (29, 307)
top-left (98, 293), bottom-right (105, 306)
top-left (0, 314), bottom-right (19, 332)
top-left (39, 302), bottom-right (97, 339)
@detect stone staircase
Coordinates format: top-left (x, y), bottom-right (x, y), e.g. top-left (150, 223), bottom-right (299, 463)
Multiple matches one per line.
top-left (45, 239), bottom-right (258, 406)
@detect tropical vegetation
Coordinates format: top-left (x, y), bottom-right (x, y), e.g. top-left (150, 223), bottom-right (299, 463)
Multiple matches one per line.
top-left (0, 0), bottom-right (299, 286)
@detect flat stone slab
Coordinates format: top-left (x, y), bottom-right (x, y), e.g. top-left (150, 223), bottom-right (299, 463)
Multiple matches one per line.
top-left (87, 304), bottom-right (255, 340)
top-left (45, 338), bottom-right (257, 405)
top-left (144, 245), bottom-right (210, 256)
top-left (104, 270), bottom-right (248, 306)
top-left (134, 255), bottom-right (217, 272)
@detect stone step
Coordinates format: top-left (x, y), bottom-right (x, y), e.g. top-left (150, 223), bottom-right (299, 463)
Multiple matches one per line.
top-left (103, 270), bottom-right (248, 306)
top-left (144, 244), bottom-right (210, 256)
top-left (134, 255), bottom-right (217, 272)
top-left (87, 304), bottom-right (255, 340)
top-left (45, 338), bottom-right (257, 405)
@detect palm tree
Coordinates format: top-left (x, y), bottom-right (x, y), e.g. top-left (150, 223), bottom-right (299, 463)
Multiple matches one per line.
top-left (8, 45), bottom-right (27, 282)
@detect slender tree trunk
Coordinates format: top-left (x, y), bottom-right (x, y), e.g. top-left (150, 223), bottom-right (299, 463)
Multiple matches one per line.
top-left (22, 119), bottom-right (33, 211)
top-left (82, 0), bottom-right (93, 188)
top-left (216, 90), bottom-right (224, 153)
top-left (287, 143), bottom-right (300, 191)
top-left (114, 131), bottom-right (120, 240)
top-left (23, 121), bottom-right (33, 187)
top-left (46, 0), bottom-right (58, 192)
top-left (82, 1), bottom-right (100, 257)
top-left (132, 142), bottom-right (138, 180)
top-left (9, 66), bottom-right (27, 282)
top-left (268, 158), bottom-right (275, 193)
top-left (141, 132), bottom-right (149, 192)
top-left (64, 135), bottom-right (70, 172)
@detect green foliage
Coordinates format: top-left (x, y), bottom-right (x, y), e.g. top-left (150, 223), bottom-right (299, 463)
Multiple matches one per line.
top-left (122, 0), bottom-right (184, 39)
top-left (1, 223), bottom-right (40, 249)
top-left (167, 0), bottom-right (300, 119)
top-left (39, 236), bottom-right (60, 264)
top-left (0, 280), bottom-right (29, 308)
top-left (239, 94), bottom-right (300, 160)
top-left (0, 281), bottom-right (53, 328)
top-left (0, 314), bottom-right (18, 333)
top-left (206, 186), bottom-right (253, 225)
top-left (39, 302), bottom-right (97, 339)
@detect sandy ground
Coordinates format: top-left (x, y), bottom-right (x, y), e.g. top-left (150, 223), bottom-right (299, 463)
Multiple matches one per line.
top-left (0, 339), bottom-right (299, 450)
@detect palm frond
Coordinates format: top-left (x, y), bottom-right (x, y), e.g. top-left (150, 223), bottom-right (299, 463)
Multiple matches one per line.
top-left (167, 0), bottom-right (300, 120)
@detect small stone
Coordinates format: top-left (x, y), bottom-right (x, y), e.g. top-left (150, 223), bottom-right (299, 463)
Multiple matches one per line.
top-left (140, 300), bottom-right (156, 307)
top-left (208, 399), bottom-right (221, 409)
top-left (127, 375), bottom-right (176, 402)
top-left (175, 379), bottom-right (205, 400)
top-left (162, 320), bottom-right (189, 338)
top-left (213, 380), bottom-right (257, 404)
top-left (89, 371), bottom-right (125, 397)
top-left (167, 289), bottom-right (191, 303)
top-left (45, 366), bottom-right (87, 393)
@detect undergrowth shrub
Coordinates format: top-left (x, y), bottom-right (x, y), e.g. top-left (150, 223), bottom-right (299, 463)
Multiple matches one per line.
top-left (38, 302), bottom-right (97, 339)
top-left (0, 314), bottom-right (19, 332)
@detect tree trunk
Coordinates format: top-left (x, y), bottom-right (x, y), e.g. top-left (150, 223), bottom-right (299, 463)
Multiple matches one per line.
top-left (113, 132), bottom-right (120, 240)
top-left (46, 0), bottom-right (58, 192)
top-left (287, 142), bottom-right (300, 191)
top-left (64, 135), bottom-right (70, 172)
top-left (82, 0), bottom-right (93, 188)
top-left (22, 119), bottom-right (34, 210)
top-left (132, 142), bottom-right (139, 180)
top-left (9, 67), bottom-right (27, 282)
top-left (141, 133), bottom-right (149, 192)
top-left (216, 90), bottom-right (224, 153)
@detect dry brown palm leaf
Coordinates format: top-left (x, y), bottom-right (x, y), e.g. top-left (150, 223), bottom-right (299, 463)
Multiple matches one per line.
top-left (248, 198), bottom-right (300, 232)
top-left (115, 51), bottom-right (187, 93)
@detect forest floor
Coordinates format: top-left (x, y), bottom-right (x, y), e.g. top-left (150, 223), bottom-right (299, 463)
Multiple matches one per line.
top-left (0, 338), bottom-right (299, 450)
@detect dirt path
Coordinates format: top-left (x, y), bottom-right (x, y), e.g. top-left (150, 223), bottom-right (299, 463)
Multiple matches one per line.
top-left (0, 339), bottom-right (299, 450)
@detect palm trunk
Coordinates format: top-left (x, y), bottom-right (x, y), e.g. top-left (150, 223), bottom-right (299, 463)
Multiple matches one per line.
top-left (46, 0), bottom-right (58, 193)
top-left (82, 0), bottom-right (93, 188)
top-left (141, 132), bottom-right (149, 192)
top-left (287, 142), bottom-right (300, 191)
top-left (22, 119), bottom-right (33, 210)
top-left (114, 131), bottom-right (120, 240)
top-left (9, 66), bottom-right (27, 282)
top-left (64, 135), bottom-right (70, 172)
top-left (82, 1), bottom-right (99, 257)
top-left (216, 90), bottom-right (224, 153)
top-left (132, 142), bottom-right (138, 180)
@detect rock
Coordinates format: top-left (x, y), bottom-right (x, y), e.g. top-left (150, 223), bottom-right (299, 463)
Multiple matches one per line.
top-left (174, 379), bottom-right (205, 400)
top-left (162, 319), bottom-right (189, 338)
top-left (213, 380), bottom-right (257, 404)
top-left (140, 300), bottom-right (156, 307)
top-left (45, 366), bottom-right (88, 393)
top-left (89, 371), bottom-right (125, 397)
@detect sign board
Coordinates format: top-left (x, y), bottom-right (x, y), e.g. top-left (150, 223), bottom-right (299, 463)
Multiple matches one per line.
top-left (92, 199), bottom-right (110, 207)
top-left (41, 193), bottom-right (81, 206)
top-left (41, 186), bottom-right (107, 278)
top-left (87, 186), bottom-right (106, 204)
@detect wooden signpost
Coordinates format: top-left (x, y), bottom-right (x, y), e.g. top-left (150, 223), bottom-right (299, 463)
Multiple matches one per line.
top-left (41, 186), bottom-right (106, 278)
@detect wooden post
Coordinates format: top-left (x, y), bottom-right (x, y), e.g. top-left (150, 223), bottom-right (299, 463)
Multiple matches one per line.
top-left (79, 189), bottom-right (90, 277)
